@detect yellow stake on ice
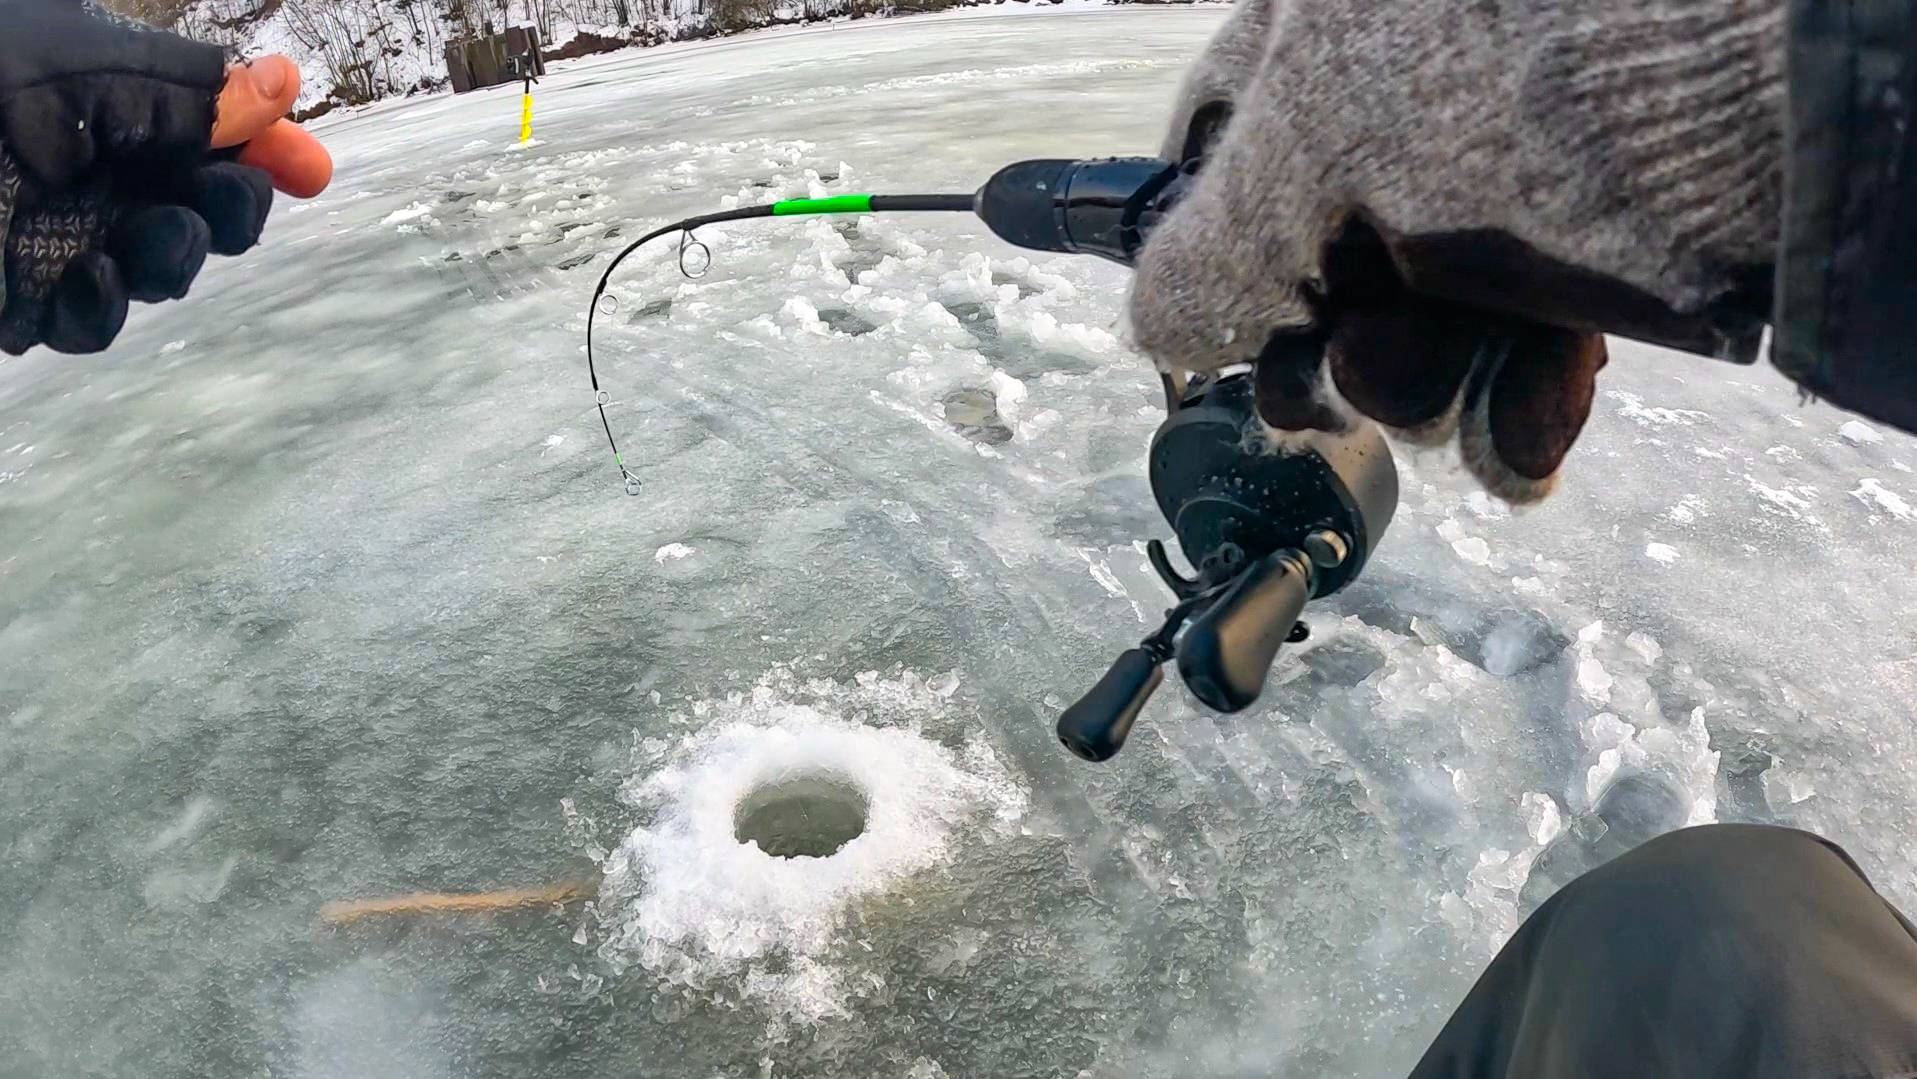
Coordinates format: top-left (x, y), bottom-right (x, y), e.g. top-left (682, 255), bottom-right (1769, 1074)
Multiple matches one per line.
top-left (511, 54), bottom-right (537, 143)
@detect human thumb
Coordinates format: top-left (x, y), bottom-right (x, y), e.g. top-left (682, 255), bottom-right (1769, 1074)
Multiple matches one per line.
top-left (210, 56), bottom-right (299, 149)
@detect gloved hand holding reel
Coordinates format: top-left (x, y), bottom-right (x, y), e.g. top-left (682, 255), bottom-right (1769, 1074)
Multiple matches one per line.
top-left (968, 158), bottom-right (1397, 761)
top-left (585, 156), bottom-right (1399, 762)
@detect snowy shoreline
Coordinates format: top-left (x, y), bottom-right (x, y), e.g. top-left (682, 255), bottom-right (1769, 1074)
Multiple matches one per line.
top-left (262, 0), bottom-right (1228, 123)
top-left (305, 3), bottom-right (1183, 132)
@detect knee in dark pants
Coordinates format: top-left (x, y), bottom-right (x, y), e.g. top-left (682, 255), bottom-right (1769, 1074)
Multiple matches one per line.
top-left (1551, 822), bottom-right (1875, 938)
top-left (1531, 825), bottom-right (1884, 1023)
top-left (1410, 824), bottom-right (1917, 1079)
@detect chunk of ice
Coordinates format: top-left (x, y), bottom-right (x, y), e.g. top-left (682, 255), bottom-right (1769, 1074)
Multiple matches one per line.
top-left (1839, 420), bottom-right (1883, 445)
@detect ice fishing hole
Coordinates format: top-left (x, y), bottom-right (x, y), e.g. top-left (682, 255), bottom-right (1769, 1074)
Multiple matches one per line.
top-left (732, 772), bottom-right (870, 858)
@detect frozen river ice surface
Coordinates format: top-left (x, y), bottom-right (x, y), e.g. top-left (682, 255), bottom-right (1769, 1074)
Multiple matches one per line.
top-left (4, 8), bottom-right (1917, 1078)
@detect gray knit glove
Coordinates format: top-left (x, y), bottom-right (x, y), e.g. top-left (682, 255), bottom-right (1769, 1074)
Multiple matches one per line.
top-left (1131, 0), bottom-right (1784, 501)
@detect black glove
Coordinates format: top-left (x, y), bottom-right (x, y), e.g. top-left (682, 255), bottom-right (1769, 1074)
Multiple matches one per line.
top-left (0, 0), bottom-right (276, 355)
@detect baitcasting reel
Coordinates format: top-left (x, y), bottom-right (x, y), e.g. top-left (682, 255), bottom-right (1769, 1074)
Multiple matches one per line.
top-left (969, 157), bottom-right (1400, 760)
top-left (1053, 364), bottom-right (1397, 761)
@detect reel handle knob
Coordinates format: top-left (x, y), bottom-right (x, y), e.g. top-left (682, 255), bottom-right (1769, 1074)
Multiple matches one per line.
top-left (1176, 548), bottom-right (1313, 713)
top-left (1057, 647), bottom-right (1165, 761)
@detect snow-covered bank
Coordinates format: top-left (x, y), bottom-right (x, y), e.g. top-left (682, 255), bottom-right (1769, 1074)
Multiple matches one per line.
top-left (179, 0), bottom-right (1208, 114)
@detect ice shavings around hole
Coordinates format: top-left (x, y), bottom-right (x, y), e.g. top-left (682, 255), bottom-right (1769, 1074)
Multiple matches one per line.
top-left (596, 669), bottom-right (1026, 1023)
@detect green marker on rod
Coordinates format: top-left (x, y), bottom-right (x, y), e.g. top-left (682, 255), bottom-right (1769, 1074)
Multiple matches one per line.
top-left (772, 193), bottom-right (977, 216)
top-left (771, 194), bottom-right (873, 215)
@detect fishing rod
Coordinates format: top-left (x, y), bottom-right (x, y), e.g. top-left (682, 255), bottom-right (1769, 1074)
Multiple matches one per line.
top-left (584, 158), bottom-right (1182, 492)
top-left (583, 158), bottom-right (1398, 758)
top-left (586, 193), bottom-right (978, 493)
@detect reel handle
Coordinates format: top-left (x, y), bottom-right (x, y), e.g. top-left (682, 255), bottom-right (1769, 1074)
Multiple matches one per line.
top-left (1176, 548), bottom-right (1313, 713)
top-left (1056, 647), bottom-right (1165, 762)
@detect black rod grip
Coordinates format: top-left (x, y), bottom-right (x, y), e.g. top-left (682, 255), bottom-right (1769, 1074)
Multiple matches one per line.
top-left (869, 193), bottom-right (979, 213)
top-left (1057, 647), bottom-right (1164, 761)
top-left (975, 159), bottom-right (1073, 253)
top-left (1176, 549), bottom-right (1312, 713)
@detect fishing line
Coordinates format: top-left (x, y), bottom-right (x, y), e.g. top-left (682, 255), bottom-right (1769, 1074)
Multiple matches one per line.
top-left (586, 193), bottom-right (976, 494)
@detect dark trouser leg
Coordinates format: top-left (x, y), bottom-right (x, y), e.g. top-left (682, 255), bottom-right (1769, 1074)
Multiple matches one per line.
top-left (1408, 824), bottom-right (1917, 1079)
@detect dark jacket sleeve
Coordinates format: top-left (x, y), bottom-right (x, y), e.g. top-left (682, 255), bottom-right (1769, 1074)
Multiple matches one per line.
top-left (1772, 0), bottom-right (1917, 433)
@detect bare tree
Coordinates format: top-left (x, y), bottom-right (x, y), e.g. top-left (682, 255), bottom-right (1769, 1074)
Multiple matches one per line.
top-left (281, 0), bottom-right (392, 102)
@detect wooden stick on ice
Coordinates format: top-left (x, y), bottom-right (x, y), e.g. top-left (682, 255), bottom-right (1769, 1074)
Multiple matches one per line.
top-left (319, 882), bottom-right (592, 926)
